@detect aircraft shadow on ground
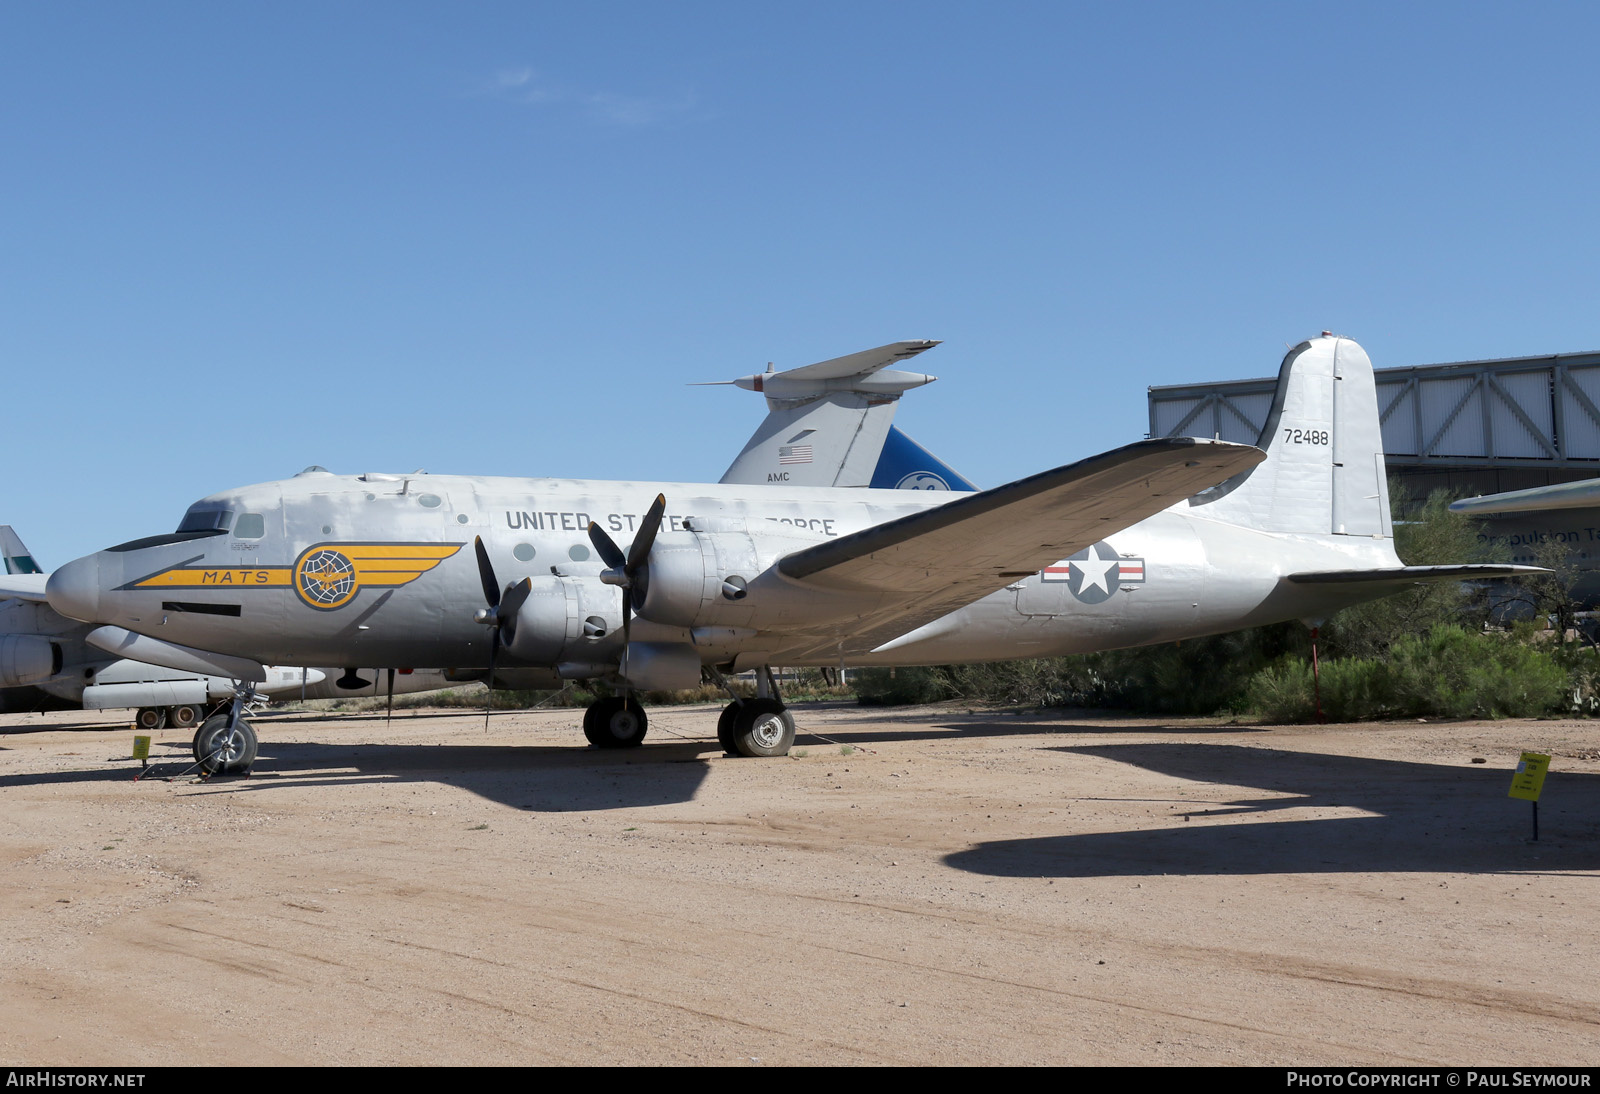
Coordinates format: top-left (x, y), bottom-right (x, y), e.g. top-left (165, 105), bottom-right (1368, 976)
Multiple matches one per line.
top-left (945, 742), bottom-right (1600, 879)
top-left (0, 719), bottom-right (140, 736)
top-left (0, 737), bottom-right (720, 813)
top-left (800, 709), bottom-right (1265, 746)
top-left (0, 707), bottom-right (1262, 809)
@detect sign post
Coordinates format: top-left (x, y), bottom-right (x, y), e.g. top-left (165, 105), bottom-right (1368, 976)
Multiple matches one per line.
top-left (1508, 752), bottom-right (1551, 841)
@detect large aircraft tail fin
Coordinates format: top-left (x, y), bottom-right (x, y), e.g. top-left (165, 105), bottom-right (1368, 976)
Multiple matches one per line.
top-left (1186, 334), bottom-right (1393, 539)
top-left (868, 426), bottom-right (977, 492)
top-left (0, 526), bottom-right (43, 575)
top-left (717, 340), bottom-right (959, 488)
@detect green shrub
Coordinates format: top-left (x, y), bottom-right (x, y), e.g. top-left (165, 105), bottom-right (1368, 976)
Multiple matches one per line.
top-left (1244, 625), bottom-right (1568, 722)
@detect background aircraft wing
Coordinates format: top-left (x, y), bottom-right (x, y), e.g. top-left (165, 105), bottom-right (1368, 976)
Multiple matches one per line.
top-left (1286, 564), bottom-right (1548, 588)
top-left (764, 438), bottom-right (1263, 658)
top-left (0, 574), bottom-right (50, 602)
top-left (1448, 479), bottom-right (1600, 515)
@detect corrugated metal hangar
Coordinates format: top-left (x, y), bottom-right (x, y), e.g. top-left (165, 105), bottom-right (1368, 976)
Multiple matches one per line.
top-left (1148, 348), bottom-right (1600, 501)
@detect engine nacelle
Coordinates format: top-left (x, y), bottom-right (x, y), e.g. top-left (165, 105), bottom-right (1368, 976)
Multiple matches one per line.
top-left (503, 576), bottom-right (623, 664)
top-left (0, 635), bottom-right (61, 687)
top-left (635, 523), bottom-right (822, 629)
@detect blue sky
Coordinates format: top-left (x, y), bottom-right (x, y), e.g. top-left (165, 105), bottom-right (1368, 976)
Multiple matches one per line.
top-left (4, 2), bottom-right (1599, 564)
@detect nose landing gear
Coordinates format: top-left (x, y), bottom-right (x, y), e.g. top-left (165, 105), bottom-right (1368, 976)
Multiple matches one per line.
top-left (191, 684), bottom-right (262, 776)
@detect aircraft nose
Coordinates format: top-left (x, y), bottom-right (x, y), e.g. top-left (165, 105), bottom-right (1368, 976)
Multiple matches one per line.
top-left (47, 553), bottom-right (104, 623)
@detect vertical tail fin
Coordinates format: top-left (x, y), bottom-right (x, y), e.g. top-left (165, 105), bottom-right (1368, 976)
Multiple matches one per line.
top-left (0, 526), bottom-right (42, 574)
top-left (1188, 334), bottom-right (1393, 538)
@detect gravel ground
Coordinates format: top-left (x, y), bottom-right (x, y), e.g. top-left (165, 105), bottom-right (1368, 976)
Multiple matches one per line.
top-left (0, 701), bottom-right (1595, 1066)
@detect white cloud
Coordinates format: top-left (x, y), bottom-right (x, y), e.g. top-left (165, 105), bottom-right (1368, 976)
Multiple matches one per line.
top-left (478, 66), bottom-right (696, 126)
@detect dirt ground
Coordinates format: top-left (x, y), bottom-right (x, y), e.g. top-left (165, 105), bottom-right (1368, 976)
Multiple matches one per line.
top-left (0, 700), bottom-right (1595, 1066)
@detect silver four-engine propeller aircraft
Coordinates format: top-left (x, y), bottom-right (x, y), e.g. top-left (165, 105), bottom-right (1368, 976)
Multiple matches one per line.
top-left (36, 334), bottom-right (1538, 771)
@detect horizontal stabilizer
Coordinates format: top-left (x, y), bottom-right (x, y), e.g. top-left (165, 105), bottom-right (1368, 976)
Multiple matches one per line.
top-left (778, 340), bottom-right (940, 382)
top-left (1287, 564), bottom-right (1548, 587)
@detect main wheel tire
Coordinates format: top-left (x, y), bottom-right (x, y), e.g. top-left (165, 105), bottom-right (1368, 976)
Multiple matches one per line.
top-left (194, 715), bottom-right (258, 775)
top-left (582, 696), bottom-right (648, 748)
top-left (716, 702), bottom-right (741, 756)
top-left (167, 705), bottom-right (200, 729)
top-left (731, 698), bottom-right (795, 758)
top-left (135, 706), bottom-right (167, 731)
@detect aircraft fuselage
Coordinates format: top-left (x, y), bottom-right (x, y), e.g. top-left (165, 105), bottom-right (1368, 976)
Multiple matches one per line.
top-left (47, 469), bottom-right (1402, 672)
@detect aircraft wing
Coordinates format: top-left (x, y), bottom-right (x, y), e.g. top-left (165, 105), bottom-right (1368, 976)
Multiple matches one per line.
top-left (767, 438), bottom-right (1264, 658)
top-left (1287, 564), bottom-right (1549, 588)
top-left (0, 573), bottom-right (50, 602)
top-left (1449, 479), bottom-right (1600, 515)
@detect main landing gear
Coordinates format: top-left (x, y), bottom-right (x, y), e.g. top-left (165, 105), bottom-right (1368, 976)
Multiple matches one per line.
top-left (715, 665), bottom-right (796, 758)
top-left (583, 695), bottom-right (648, 748)
top-left (717, 697), bottom-right (795, 758)
top-left (577, 664), bottom-right (797, 757)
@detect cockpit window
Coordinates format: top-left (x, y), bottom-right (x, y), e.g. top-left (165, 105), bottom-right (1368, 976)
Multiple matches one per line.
top-left (108, 529), bottom-right (227, 553)
top-left (177, 508), bottom-right (235, 533)
top-left (233, 513), bottom-right (265, 539)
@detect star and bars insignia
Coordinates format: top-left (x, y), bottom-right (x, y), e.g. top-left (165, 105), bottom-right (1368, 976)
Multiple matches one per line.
top-left (1039, 540), bottom-right (1145, 604)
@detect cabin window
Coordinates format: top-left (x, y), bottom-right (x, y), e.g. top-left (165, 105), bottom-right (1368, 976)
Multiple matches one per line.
top-left (568, 544), bottom-right (590, 562)
top-left (513, 543), bottom-right (536, 562)
top-left (417, 494), bottom-right (443, 508)
top-left (234, 513), bottom-right (265, 539)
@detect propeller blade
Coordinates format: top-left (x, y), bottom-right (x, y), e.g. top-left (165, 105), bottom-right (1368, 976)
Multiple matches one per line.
top-left (627, 494), bottom-right (667, 573)
top-left (385, 667), bottom-right (394, 726)
top-left (499, 577), bottom-right (532, 647)
top-left (473, 537), bottom-right (501, 610)
top-left (587, 522), bottom-right (626, 570)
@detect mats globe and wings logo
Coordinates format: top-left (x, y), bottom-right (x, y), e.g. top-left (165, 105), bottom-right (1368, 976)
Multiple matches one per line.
top-left (129, 543), bottom-right (465, 611)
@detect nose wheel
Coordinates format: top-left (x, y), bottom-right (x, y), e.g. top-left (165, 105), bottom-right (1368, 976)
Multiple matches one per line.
top-left (193, 714), bottom-right (258, 775)
top-left (583, 696), bottom-right (648, 748)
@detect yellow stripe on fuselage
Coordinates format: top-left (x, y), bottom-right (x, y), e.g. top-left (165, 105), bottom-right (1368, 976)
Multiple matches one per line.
top-left (341, 545), bottom-right (464, 560)
top-left (135, 569), bottom-right (292, 588)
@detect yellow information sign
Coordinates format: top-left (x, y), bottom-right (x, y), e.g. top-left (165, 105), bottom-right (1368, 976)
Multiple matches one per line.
top-left (1509, 752), bottom-right (1550, 802)
top-left (132, 735), bottom-right (152, 761)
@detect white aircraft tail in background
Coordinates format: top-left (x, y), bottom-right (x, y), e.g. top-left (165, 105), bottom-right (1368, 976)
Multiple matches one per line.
top-left (713, 340), bottom-right (975, 491)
